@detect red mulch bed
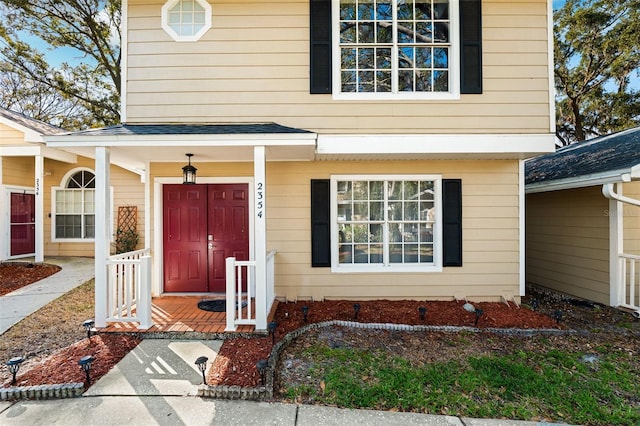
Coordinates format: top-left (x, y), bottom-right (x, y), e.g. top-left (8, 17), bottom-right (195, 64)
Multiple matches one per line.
top-left (2, 334), bottom-right (140, 388)
top-left (207, 299), bottom-right (559, 387)
top-left (0, 263), bottom-right (61, 296)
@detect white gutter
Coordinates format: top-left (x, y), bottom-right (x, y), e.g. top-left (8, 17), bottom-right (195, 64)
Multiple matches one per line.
top-left (526, 169), bottom-right (632, 194)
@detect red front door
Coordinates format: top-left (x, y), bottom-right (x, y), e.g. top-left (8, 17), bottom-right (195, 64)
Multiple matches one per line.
top-left (10, 192), bottom-right (35, 256)
top-left (163, 184), bottom-right (249, 293)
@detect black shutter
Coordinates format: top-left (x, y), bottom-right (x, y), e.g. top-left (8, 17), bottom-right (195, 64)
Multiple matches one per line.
top-left (460, 0), bottom-right (483, 94)
top-left (442, 179), bottom-right (463, 266)
top-left (311, 179), bottom-right (331, 266)
top-left (310, 0), bottom-right (332, 94)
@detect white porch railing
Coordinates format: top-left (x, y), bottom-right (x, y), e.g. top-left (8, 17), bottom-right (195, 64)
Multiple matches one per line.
top-left (106, 248), bottom-right (152, 329)
top-left (619, 253), bottom-right (640, 311)
top-left (225, 250), bottom-right (276, 332)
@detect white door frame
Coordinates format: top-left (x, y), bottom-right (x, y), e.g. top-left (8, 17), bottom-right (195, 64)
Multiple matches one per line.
top-left (152, 177), bottom-right (256, 296)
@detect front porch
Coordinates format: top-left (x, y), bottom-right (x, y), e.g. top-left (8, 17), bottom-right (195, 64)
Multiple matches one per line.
top-left (100, 296), bottom-right (260, 336)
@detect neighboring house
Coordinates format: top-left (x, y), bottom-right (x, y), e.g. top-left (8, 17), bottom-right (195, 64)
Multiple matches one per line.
top-left (45, 0), bottom-right (556, 331)
top-left (0, 107), bottom-right (145, 262)
top-left (525, 127), bottom-right (640, 312)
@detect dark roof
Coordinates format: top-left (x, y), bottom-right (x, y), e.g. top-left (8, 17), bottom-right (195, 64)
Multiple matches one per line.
top-left (65, 123), bottom-right (313, 136)
top-left (0, 107), bottom-right (65, 135)
top-left (525, 127), bottom-right (640, 185)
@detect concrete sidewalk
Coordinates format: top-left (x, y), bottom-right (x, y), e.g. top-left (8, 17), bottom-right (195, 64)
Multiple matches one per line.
top-left (0, 257), bottom-right (95, 335)
top-left (0, 397), bottom-right (573, 426)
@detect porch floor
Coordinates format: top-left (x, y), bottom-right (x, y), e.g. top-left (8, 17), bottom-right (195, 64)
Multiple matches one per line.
top-left (100, 296), bottom-right (256, 335)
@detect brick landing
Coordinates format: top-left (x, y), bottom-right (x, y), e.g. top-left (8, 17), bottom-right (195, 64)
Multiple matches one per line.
top-left (99, 296), bottom-right (257, 336)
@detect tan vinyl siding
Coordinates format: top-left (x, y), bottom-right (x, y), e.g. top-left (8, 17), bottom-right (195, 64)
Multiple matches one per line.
top-left (526, 187), bottom-right (610, 305)
top-left (126, 0), bottom-right (551, 134)
top-left (150, 159), bottom-right (521, 301)
top-left (2, 157), bottom-right (35, 187)
top-left (622, 181), bottom-right (640, 255)
top-left (43, 157), bottom-right (144, 257)
top-left (0, 123), bottom-right (31, 146)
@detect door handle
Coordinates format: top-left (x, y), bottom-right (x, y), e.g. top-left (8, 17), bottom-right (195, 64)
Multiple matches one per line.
top-left (208, 243), bottom-right (214, 249)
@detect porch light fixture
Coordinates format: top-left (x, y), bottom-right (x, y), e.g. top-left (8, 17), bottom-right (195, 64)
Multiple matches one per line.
top-left (78, 355), bottom-right (95, 384)
top-left (256, 359), bottom-right (268, 385)
top-left (82, 319), bottom-right (95, 340)
top-left (418, 306), bottom-right (427, 321)
top-left (182, 153), bottom-right (197, 184)
top-left (195, 356), bottom-right (208, 385)
top-left (7, 356), bottom-right (24, 385)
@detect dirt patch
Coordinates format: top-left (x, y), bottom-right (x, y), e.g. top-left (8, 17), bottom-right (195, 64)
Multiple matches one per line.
top-left (0, 262), bottom-right (61, 296)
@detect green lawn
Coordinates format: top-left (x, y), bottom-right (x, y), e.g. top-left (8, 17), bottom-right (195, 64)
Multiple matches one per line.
top-left (285, 345), bottom-right (640, 426)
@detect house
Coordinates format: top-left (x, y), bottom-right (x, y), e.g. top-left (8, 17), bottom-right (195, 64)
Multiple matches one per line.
top-left (0, 107), bottom-right (145, 262)
top-left (525, 127), bottom-right (640, 312)
top-left (45, 0), bottom-right (556, 331)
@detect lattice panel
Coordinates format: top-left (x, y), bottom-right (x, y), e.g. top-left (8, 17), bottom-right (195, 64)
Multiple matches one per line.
top-left (117, 206), bottom-right (137, 233)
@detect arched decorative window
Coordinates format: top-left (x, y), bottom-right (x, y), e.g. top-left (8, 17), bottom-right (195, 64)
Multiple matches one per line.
top-left (53, 169), bottom-right (96, 240)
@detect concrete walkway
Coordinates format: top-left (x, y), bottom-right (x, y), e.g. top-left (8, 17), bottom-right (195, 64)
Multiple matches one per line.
top-left (0, 257), bottom-right (95, 335)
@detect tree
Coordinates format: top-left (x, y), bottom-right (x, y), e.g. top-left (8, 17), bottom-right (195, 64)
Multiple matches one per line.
top-left (0, 0), bottom-right (121, 130)
top-left (554, 0), bottom-right (640, 146)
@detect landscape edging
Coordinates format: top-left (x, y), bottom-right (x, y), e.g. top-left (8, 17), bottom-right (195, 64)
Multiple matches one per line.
top-left (0, 383), bottom-right (84, 401)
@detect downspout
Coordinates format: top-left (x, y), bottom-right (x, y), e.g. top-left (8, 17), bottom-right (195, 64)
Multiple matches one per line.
top-left (602, 181), bottom-right (640, 315)
top-left (602, 180), bottom-right (640, 207)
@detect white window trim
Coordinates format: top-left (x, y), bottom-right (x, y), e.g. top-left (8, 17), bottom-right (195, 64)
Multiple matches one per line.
top-left (331, 0), bottom-right (460, 100)
top-left (161, 0), bottom-right (212, 42)
top-left (51, 168), bottom-right (114, 243)
top-left (330, 174), bottom-right (443, 273)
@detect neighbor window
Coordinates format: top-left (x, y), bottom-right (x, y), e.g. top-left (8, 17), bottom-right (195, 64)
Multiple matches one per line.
top-left (53, 170), bottom-right (95, 240)
top-left (331, 175), bottom-right (442, 272)
top-left (334, 0), bottom-right (458, 98)
top-left (161, 0), bottom-right (212, 41)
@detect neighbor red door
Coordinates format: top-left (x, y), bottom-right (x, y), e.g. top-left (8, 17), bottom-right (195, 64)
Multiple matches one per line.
top-left (163, 184), bottom-right (249, 293)
top-left (10, 192), bottom-right (35, 256)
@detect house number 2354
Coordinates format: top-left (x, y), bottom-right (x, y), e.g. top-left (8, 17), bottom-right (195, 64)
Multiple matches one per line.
top-left (256, 182), bottom-right (264, 218)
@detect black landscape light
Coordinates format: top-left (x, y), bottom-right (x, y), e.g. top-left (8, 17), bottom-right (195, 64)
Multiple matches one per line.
top-left (7, 356), bottom-right (24, 385)
top-left (195, 356), bottom-right (208, 385)
top-left (531, 298), bottom-right (540, 311)
top-left (268, 321), bottom-right (278, 344)
top-left (82, 319), bottom-right (95, 340)
top-left (353, 303), bottom-right (361, 320)
top-left (256, 359), bottom-right (268, 385)
top-left (418, 306), bottom-right (427, 321)
top-left (474, 308), bottom-right (484, 326)
top-left (553, 310), bottom-right (563, 324)
top-left (78, 355), bottom-right (95, 384)
top-left (301, 305), bottom-right (309, 323)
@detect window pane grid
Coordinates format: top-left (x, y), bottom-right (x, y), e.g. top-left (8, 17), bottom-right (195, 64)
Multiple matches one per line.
top-left (339, 0), bottom-right (450, 93)
top-left (54, 171), bottom-right (96, 240)
top-left (169, 0), bottom-right (206, 36)
top-left (338, 179), bottom-right (436, 266)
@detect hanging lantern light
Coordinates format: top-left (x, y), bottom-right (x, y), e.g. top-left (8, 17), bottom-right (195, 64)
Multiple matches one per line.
top-left (182, 153), bottom-right (197, 184)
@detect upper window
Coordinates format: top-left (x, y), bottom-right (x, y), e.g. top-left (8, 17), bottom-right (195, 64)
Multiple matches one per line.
top-left (53, 170), bottom-right (95, 241)
top-left (333, 0), bottom-right (459, 99)
top-left (331, 175), bottom-right (442, 272)
top-left (161, 0), bottom-right (212, 42)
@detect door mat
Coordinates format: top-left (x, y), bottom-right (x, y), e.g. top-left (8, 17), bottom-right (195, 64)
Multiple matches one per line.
top-left (197, 299), bottom-right (247, 312)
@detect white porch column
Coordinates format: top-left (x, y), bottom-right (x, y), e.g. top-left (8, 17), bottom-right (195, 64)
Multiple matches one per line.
top-left (95, 147), bottom-right (111, 328)
top-left (254, 146), bottom-right (267, 331)
top-left (34, 155), bottom-right (44, 263)
top-left (608, 186), bottom-right (623, 307)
